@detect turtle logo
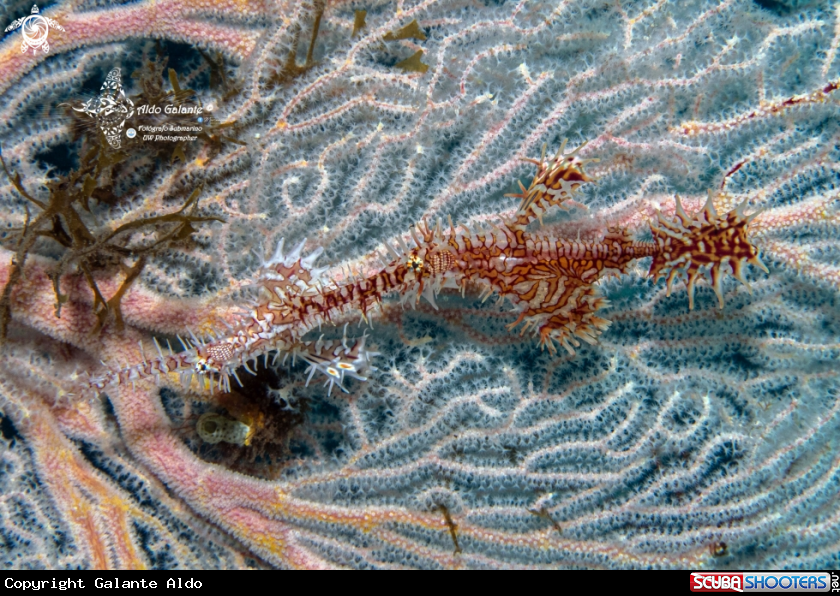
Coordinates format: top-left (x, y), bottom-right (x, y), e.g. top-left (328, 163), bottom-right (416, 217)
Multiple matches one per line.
top-left (72, 68), bottom-right (135, 149)
top-left (5, 5), bottom-right (65, 55)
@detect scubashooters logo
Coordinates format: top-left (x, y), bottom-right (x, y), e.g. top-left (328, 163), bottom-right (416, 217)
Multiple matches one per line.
top-left (692, 574), bottom-right (745, 593)
top-left (5, 5), bottom-right (64, 54)
top-left (691, 572), bottom-right (833, 593)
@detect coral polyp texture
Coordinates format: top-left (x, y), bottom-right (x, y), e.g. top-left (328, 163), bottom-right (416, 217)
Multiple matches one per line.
top-left (0, 0), bottom-right (838, 570)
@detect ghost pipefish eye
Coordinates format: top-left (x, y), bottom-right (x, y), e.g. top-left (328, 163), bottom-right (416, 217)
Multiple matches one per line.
top-left (407, 255), bottom-right (424, 272)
